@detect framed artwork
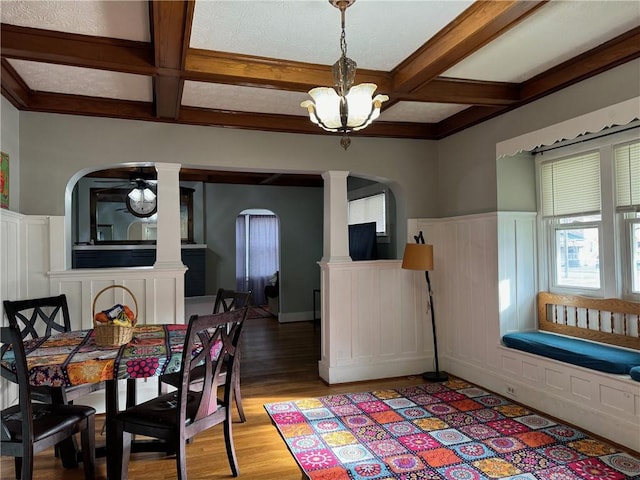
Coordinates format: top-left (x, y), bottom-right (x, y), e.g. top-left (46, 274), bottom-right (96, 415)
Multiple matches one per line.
top-left (0, 152), bottom-right (8, 209)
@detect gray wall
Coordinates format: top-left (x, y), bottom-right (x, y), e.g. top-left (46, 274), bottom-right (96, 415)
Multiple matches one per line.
top-left (497, 152), bottom-right (536, 212)
top-left (204, 183), bottom-right (323, 315)
top-left (0, 97), bottom-right (20, 212)
top-left (436, 59), bottom-right (640, 217)
top-left (16, 114), bottom-right (438, 261)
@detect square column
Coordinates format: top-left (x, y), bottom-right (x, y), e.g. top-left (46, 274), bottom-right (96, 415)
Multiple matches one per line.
top-left (321, 171), bottom-right (352, 263)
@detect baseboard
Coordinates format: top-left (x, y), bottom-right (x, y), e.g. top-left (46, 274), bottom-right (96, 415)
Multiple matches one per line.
top-left (446, 354), bottom-right (640, 452)
top-left (278, 311), bottom-right (315, 323)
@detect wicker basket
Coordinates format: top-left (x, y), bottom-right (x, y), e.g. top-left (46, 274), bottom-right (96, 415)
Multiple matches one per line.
top-left (92, 285), bottom-right (138, 347)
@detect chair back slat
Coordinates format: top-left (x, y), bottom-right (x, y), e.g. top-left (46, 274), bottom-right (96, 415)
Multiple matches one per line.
top-left (213, 289), bottom-right (252, 313)
top-left (3, 295), bottom-right (71, 340)
top-left (179, 308), bottom-right (249, 425)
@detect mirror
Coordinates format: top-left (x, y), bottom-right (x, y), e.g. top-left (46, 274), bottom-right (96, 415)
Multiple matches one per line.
top-left (90, 187), bottom-right (194, 244)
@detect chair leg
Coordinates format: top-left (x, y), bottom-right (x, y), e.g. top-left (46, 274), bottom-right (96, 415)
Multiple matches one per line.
top-left (233, 373), bottom-right (245, 423)
top-left (13, 457), bottom-right (21, 480)
top-left (19, 445), bottom-right (34, 480)
top-left (231, 358), bottom-right (245, 423)
top-left (57, 436), bottom-right (80, 468)
top-left (176, 434), bottom-right (188, 480)
top-left (80, 415), bottom-right (96, 480)
top-left (223, 416), bottom-right (239, 477)
top-left (114, 423), bottom-right (132, 480)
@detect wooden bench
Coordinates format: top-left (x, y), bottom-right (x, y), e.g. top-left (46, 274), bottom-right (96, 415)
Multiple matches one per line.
top-left (502, 292), bottom-right (640, 377)
top-left (537, 292), bottom-right (640, 350)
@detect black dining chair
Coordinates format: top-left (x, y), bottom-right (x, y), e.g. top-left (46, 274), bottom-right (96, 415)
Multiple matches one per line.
top-left (159, 288), bottom-right (252, 422)
top-left (212, 288), bottom-right (252, 314)
top-left (2, 295), bottom-right (104, 468)
top-left (113, 308), bottom-right (249, 480)
top-left (1, 323), bottom-right (97, 480)
top-left (2, 295), bottom-right (105, 406)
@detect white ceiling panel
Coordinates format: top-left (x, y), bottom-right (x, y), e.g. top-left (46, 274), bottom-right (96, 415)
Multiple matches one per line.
top-left (182, 81), bottom-right (310, 116)
top-left (8, 59), bottom-right (153, 102)
top-left (0, 0), bottom-right (150, 41)
top-left (443, 0), bottom-right (640, 83)
top-left (190, 0), bottom-right (474, 71)
top-left (380, 102), bottom-right (468, 123)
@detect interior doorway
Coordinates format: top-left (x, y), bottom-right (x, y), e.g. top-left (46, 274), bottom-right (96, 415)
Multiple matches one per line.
top-left (235, 209), bottom-right (280, 308)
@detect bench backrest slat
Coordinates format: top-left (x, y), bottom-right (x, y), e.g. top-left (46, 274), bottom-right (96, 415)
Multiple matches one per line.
top-left (537, 292), bottom-right (640, 351)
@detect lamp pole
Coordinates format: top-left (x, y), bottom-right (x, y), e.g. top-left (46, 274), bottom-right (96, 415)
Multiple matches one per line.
top-left (422, 270), bottom-right (447, 382)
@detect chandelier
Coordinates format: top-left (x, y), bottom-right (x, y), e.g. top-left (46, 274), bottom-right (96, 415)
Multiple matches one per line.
top-left (301, 0), bottom-right (388, 150)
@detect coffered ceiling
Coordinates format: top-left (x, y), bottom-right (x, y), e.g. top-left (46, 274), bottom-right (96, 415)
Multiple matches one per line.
top-left (2, 0), bottom-right (639, 146)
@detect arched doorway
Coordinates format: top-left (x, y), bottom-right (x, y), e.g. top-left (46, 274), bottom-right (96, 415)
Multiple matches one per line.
top-left (235, 209), bottom-right (280, 310)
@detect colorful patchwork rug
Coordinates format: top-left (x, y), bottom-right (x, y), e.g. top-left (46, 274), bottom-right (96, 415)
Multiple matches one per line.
top-left (264, 379), bottom-right (640, 480)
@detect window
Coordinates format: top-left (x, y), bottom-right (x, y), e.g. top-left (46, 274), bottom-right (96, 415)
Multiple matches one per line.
top-left (348, 190), bottom-right (387, 235)
top-left (540, 151), bottom-right (602, 292)
top-left (615, 141), bottom-right (640, 295)
top-left (536, 128), bottom-right (640, 299)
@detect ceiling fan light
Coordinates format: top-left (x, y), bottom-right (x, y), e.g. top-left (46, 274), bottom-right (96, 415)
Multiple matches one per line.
top-left (142, 188), bottom-right (156, 202)
top-left (128, 188), bottom-right (143, 202)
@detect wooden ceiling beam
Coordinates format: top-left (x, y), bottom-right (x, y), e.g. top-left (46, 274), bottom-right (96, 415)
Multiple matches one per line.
top-left (178, 106), bottom-right (436, 139)
top-left (184, 49), bottom-right (392, 92)
top-left (1, 59), bottom-right (30, 108)
top-left (392, 0), bottom-right (548, 93)
top-left (435, 27), bottom-right (640, 138)
top-left (403, 78), bottom-right (519, 106)
top-left (436, 105), bottom-right (507, 138)
top-left (150, 0), bottom-right (192, 119)
top-left (0, 24), bottom-right (154, 75)
top-left (25, 92), bottom-right (155, 120)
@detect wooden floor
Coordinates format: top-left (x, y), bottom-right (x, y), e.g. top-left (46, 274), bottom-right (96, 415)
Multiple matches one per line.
top-left (0, 314), bottom-right (428, 480)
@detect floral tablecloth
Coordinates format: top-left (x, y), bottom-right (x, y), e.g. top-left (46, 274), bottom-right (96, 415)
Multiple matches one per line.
top-left (1, 324), bottom-right (189, 387)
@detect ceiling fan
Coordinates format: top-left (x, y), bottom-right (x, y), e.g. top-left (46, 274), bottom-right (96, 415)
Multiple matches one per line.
top-left (93, 169), bottom-right (158, 218)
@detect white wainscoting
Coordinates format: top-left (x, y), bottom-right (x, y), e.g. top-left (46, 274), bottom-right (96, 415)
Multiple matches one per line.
top-left (1, 212), bottom-right (186, 412)
top-left (318, 259), bottom-right (431, 384)
top-left (416, 212), bottom-right (639, 451)
top-left (48, 268), bottom-right (187, 331)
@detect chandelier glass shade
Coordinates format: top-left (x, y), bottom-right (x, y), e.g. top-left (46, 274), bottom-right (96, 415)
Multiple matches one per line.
top-left (301, 0), bottom-right (388, 149)
top-left (303, 83), bottom-right (387, 132)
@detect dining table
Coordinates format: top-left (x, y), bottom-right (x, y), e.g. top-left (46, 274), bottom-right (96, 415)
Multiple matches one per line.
top-left (0, 323), bottom-right (190, 480)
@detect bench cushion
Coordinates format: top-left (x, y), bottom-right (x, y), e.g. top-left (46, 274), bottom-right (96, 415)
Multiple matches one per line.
top-left (502, 331), bottom-right (640, 375)
top-left (630, 366), bottom-right (640, 382)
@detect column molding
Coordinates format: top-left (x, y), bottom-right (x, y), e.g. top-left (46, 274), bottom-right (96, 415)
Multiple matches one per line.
top-left (154, 163), bottom-right (184, 269)
top-left (321, 170), bottom-right (352, 263)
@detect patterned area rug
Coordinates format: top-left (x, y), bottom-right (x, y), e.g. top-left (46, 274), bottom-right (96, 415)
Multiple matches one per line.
top-left (264, 379), bottom-right (640, 479)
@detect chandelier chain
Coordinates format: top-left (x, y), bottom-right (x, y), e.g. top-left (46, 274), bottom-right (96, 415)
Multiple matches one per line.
top-left (340, 7), bottom-right (347, 59)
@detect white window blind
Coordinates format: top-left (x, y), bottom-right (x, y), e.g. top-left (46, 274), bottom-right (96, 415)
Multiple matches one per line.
top-left (541, 151), bottom-right (601, 217)
top-left (348, 192), bottom-right (385, 233)
top-left (614, 141), bottom-right (640, 210)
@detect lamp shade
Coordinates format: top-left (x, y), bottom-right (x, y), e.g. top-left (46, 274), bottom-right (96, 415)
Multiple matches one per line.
top-left (401, 243), bottom-right (434, 271)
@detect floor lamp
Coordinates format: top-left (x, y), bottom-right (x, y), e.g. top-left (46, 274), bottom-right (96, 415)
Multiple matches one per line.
top-left (402, 242), bottom-right (448, 382)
